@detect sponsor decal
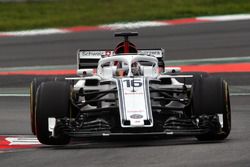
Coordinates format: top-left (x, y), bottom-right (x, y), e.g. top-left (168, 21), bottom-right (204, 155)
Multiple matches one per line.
top-left (81, 51), bottom-right (104, 57)
top-left (138, 50), bottom-right (163, 57)
top-left (130, 114), bottom-right (143, 119)
top-left (80, 50), bottom-right (114, 58)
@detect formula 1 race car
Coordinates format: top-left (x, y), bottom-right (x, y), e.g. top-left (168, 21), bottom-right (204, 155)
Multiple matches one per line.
top-left (30, 32), bottom-right (231, 145)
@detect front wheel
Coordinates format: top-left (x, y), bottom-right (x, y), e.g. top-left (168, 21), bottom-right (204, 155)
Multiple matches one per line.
top-left (193, 76), bottom-right (231, 141)
top-left (35, 81), bottom-right (71, 145)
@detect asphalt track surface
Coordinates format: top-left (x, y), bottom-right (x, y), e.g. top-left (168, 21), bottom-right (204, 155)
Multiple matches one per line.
top-left (0, 20), bottom-right (250, 166)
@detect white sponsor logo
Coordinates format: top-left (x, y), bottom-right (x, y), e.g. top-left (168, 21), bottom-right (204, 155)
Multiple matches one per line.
top-left (138, 50), bottom-right (163, 57)
top-left (130, 114), bottom-right (143, 119)
top-left (79, 50), bottom-right (114, 58)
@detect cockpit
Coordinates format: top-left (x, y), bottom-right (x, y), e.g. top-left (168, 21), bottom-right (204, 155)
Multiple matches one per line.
top-left (97, 54), bottom-right (159, 79)
top-left (113, 61), bottom-right (142, 77)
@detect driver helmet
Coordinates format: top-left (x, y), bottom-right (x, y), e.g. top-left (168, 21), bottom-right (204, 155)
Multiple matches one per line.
top-left (131, 62), bottom-right (141, 76)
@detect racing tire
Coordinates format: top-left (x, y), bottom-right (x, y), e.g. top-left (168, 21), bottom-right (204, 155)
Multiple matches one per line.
top-left (35, 81), bottom-right (71, 145)
top-left (193, 76), bottom-right (231, 141)
top-left (30, 77), bottom-right (64, 135)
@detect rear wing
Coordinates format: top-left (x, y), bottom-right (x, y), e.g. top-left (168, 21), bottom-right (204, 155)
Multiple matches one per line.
top-left (77, 49), bottom-right (165, 75)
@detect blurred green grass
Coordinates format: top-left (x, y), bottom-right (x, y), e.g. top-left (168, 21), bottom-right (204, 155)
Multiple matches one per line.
top-left (0, 0), bottom-right (250, 31)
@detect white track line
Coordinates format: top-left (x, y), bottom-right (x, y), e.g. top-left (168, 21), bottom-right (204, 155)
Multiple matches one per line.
top-left (2, 28), bottom-right (68, 36)
top-left (100, 21), bottom-right (168, 30)
top-left (197, 14), bottom-right (250, 21)
top-left (0, 94), bottom-right (30, 97)
top-left (230, 93), bottom-right (250, 96)
top-left (0, 65), bottom-right (75, 72)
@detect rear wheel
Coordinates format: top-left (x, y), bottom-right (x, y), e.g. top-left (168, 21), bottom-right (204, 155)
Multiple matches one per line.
top-left (35, 81), bottom-right (71, 145)
top-left (193, 76), bottom-right (231, 140)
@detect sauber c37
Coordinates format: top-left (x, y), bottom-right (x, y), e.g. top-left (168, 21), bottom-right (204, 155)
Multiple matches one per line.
top-left (30, 32), bottom-right (231, 145)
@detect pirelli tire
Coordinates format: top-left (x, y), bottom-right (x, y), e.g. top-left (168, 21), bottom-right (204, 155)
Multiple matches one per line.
top-left (193, 76), bottom-right (231, 141)
top-left (30, 77), bottom-right (64, 135)
top-left (35, 81), bottom-right (71, 145)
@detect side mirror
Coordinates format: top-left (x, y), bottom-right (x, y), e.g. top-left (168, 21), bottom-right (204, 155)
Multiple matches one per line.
top-left (77, 69), bottom-right (95, 76)
top-left (164, 67), bottom-right (181, 73)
